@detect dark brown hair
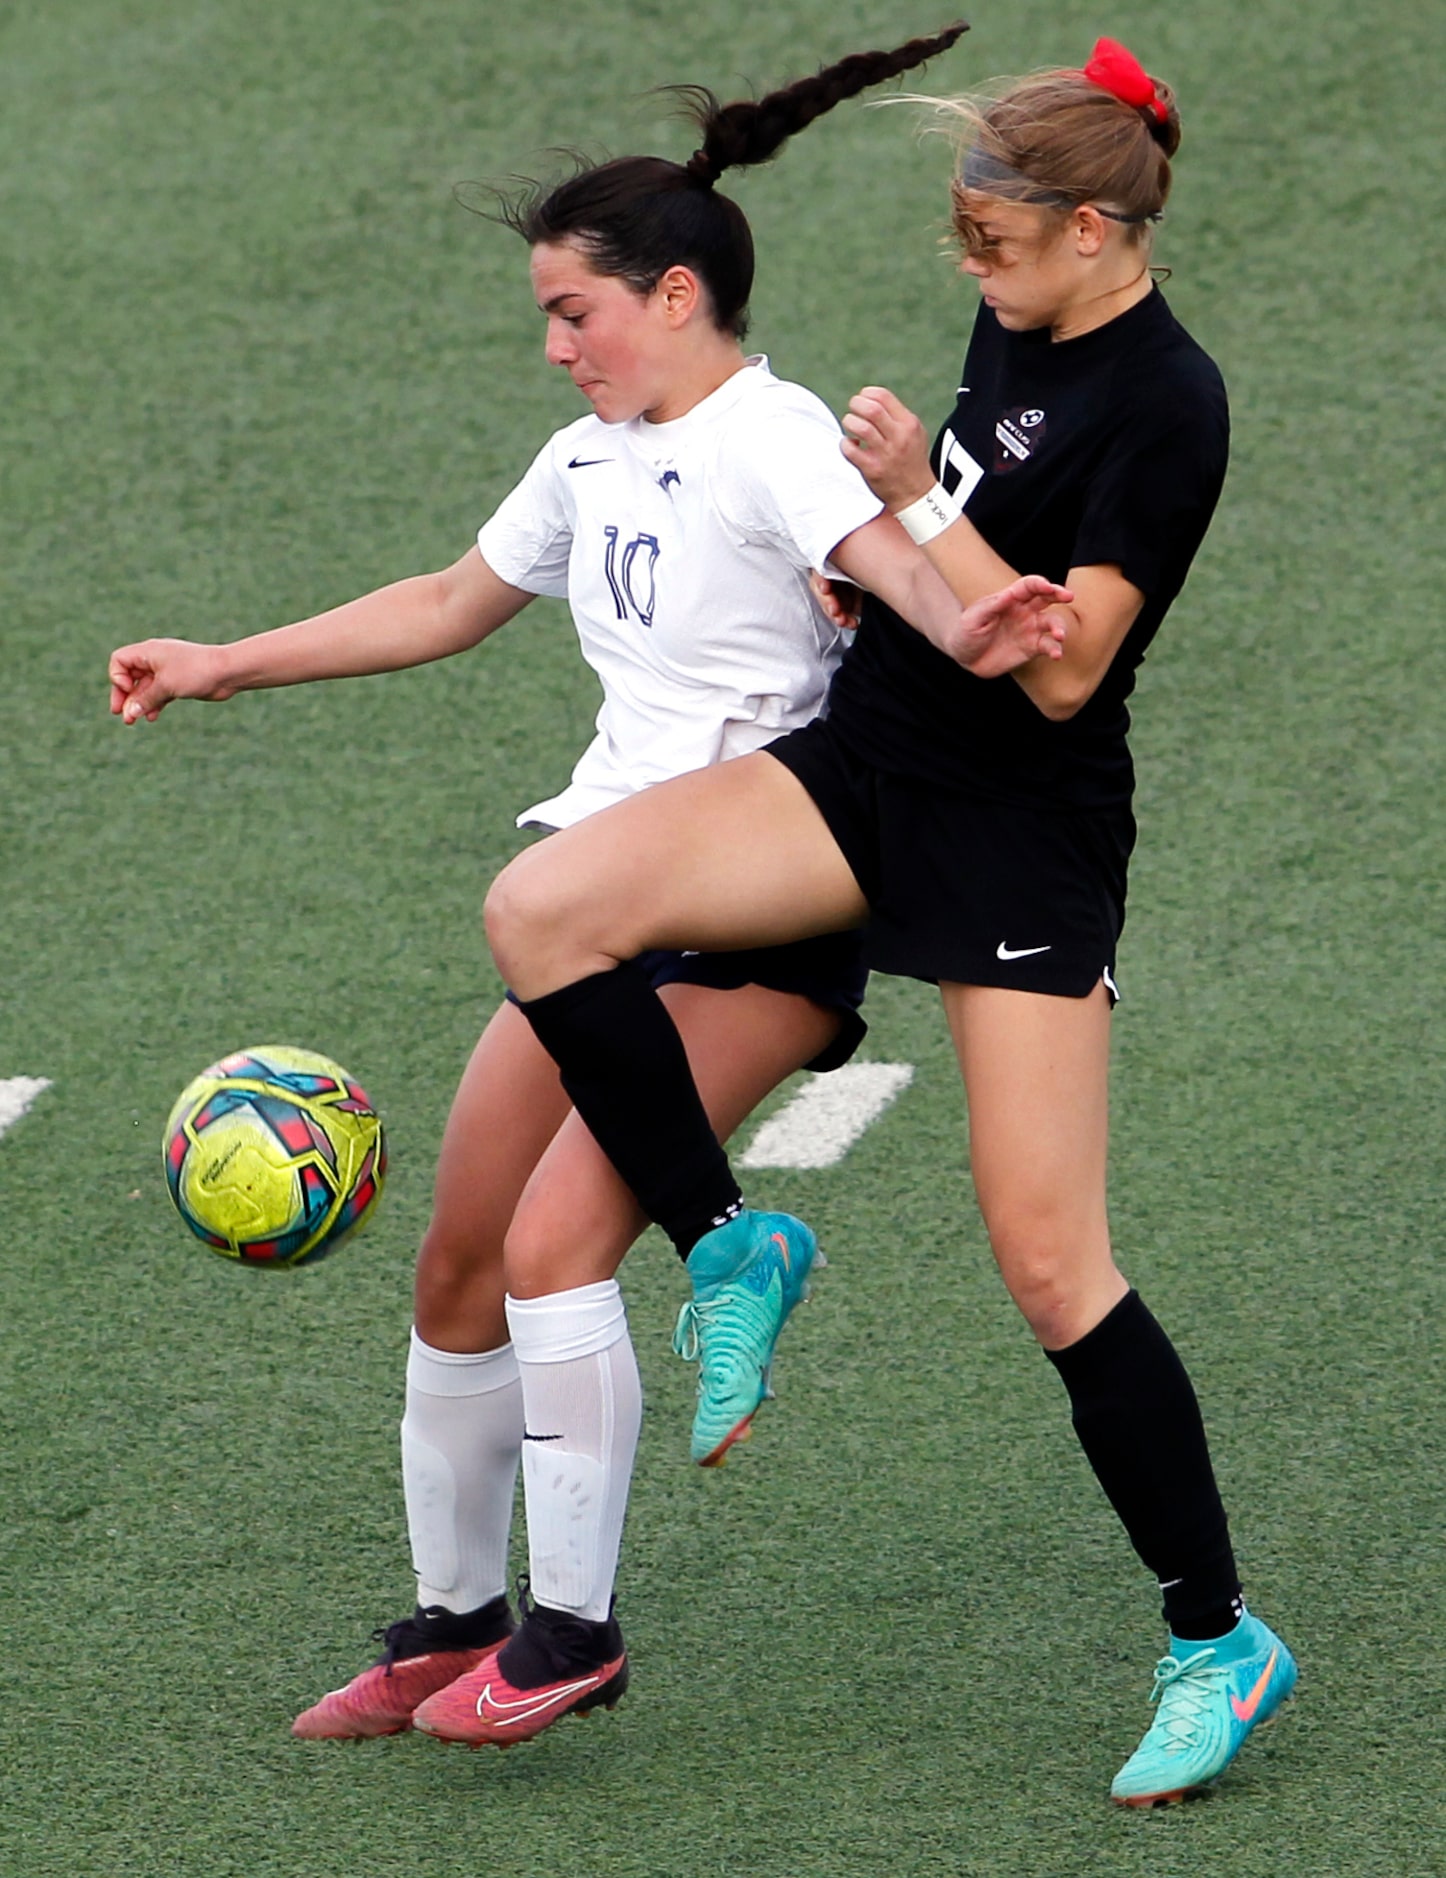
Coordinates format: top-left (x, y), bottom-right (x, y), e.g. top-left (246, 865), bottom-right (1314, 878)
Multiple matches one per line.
top-left (489, 23), bottom-right (969, 338)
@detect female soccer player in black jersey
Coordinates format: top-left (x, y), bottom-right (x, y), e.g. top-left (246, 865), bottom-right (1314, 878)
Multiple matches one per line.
top-left (486, 38), bottom-right (1297, 1804)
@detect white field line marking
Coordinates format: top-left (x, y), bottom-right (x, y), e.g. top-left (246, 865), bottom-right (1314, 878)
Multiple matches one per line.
top-left (0, 1077), bottom-right (52, 1141)
top-left (738, 1063), bottom-right (914, 1170)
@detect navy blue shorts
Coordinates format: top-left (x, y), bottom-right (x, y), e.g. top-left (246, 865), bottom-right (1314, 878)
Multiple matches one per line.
top-left (509, 932), bottom-right (869, 1073)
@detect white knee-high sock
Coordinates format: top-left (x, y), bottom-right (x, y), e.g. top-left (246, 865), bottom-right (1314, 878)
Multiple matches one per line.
top-left (401, 1330), bottom-right (523, 1613)
top-left (505, 1281), bottom-right (642, 1623)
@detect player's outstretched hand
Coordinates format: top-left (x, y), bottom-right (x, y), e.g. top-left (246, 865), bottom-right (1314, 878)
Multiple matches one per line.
top-left (946, 575), bottom-right (1071, 678)
top-left (808, 570), bottom-right (863, 630)
top-left (840, 386), bottom-right (934, 509)
top-left (108, 639), bottom-right (233, 724)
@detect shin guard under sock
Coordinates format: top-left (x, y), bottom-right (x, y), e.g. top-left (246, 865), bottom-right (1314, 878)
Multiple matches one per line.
top-left (1046, 1290), bottom-right (1243, 1638)
top-left (401, 1331), bottom-right (523, 1612)
top-left (506, 1282), bottom-right (642, 1623)
top-left (518, 960), bottom-right (742, 1256)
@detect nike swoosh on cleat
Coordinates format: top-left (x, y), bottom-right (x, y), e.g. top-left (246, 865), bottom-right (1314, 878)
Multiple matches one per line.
top-left (771, 1231), bottom-right (791, 1274)
top-left (476, 1673), bottom-right (603, 1724)
top-left (1229, 1648), bottom-right (1279, 1723)
top-left (567, 456), bottom-right (613, 468)
top-left (996, 941), bottom-right (1052, 960)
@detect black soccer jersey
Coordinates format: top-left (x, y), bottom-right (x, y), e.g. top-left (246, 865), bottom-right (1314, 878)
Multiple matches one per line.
top-left (826, 289), bottom-right (1229, 810)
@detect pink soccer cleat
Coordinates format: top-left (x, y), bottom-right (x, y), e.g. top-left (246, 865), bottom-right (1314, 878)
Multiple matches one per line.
top-left (292, 1597), bottom-right (513, 1740)
top-left (412, 1587), bottom-right (627, 1747)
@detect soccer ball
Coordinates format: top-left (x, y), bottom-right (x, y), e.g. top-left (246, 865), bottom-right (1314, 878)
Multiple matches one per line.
top-left (163, 1045), bottom-right (386, 1268)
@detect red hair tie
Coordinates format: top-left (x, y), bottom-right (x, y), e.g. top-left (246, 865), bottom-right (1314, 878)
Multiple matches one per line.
top-left (1082, 36), bottom-right (1167, 123)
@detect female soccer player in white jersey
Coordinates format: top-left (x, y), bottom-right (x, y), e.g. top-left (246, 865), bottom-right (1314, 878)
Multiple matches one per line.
top-left (108, 24), bottom-right (1068, 1749)
top-left (482, 39), bottom-right (1297, 1802)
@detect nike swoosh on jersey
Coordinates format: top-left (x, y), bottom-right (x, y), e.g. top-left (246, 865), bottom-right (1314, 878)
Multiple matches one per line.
top-left (567, 456), bottom-right (613, 468)
top-left (1229, 1648), bottom-right (1279, 1723)
top-left (996, 942), bottom-right (1052, 960)
top-left (475, 1672), bottom-right (604, 1723)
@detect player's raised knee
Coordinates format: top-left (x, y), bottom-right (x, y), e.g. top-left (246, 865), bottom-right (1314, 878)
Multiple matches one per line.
top-left (484, 847), bottom-right (573, 977)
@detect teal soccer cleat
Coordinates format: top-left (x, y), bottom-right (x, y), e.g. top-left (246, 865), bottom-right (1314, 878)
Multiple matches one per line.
top-left (671, 1210), bottom-right (819, 1467)
top-left (1111, 1612), bottom-right (1297, 1806)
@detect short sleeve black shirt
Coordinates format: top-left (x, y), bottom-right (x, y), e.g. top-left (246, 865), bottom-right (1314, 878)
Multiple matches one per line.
top-left (825, 289), bottom-right (1229, 811)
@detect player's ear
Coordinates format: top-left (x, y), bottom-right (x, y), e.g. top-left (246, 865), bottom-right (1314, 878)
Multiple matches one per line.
top-left (1072, 204), bottom-right (1110, 257)
top-left (656, 264), bottom-right (703, 326)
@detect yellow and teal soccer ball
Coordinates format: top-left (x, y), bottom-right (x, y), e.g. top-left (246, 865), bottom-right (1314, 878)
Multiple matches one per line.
top-left (163, 1045), bottom-right (386, 1268)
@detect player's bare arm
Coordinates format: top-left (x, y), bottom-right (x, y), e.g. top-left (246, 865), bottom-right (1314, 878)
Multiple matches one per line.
top-left (842, 384), bottom-right (1021, 608)
top-left (841, 385), bottom-right (1142, 717)
top-left (1012, 563), bottom-right (1145, 720)
top-left (827, 515), bottom-right (1068, 676)
top-left (109, 546), bottom-right (532, 724)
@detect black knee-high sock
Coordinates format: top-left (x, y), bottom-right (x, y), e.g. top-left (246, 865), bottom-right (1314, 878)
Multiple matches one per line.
top-left (1045, 1290), bottom-right (1243, 1639)
top-left (518, 961), bottom-right (742, 1259)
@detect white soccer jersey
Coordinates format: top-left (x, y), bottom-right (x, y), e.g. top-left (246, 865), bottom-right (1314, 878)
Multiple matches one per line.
top-left (476, 357), bottom-right (883, 828)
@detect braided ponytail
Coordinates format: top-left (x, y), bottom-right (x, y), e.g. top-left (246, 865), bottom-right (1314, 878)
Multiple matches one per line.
top-left (678, 23), bottom-right (969, 185)
top-left (488, 23), bottom-right (968, 338)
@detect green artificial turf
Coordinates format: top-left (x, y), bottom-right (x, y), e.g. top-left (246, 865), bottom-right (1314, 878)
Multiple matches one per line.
top-left (2, 1), bottom-right (1442, 1873)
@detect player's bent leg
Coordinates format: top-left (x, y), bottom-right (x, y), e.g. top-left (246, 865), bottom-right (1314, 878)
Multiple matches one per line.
top-left (486, 750), bottom-right (867, 1001)
top-left (489, 760), bottom-right (865, 1291)
top-left (295, 1004), bottom-right (574, 1741)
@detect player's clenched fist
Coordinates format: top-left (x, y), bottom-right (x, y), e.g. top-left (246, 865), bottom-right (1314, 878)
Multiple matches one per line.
top-left (108, 638), bottom-right (233, 724)
top-left (840, 385), bottom-right (935, 509)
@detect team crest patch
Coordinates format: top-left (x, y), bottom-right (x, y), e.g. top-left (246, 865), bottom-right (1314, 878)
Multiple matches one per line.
top-left (993, 405), bottom-right (1046, 473)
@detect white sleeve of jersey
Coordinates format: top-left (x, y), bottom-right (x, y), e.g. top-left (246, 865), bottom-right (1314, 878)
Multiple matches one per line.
top-left (717, 383), bottom-right (884, 576)
top-left (476, 436), bottom-right (573, 598)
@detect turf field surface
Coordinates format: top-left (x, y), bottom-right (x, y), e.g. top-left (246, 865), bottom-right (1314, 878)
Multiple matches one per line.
top-left (2, 2), bottom-right (1442, 1873)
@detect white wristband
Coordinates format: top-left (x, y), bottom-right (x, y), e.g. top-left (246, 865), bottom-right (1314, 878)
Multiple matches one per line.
top-left (893, 483), bottom-right (957, 545)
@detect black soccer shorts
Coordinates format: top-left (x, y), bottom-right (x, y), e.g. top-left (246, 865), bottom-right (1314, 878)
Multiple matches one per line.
top-left (766, 716), bottom-right (1131, 1000)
